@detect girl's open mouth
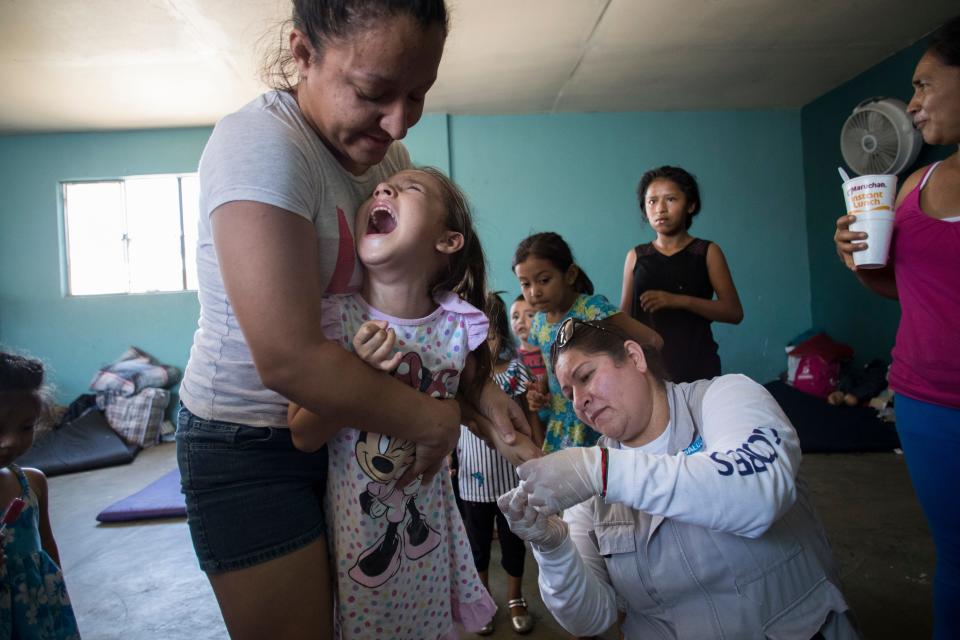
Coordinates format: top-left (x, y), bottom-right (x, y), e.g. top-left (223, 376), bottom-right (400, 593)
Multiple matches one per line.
top-left (367, 204), bottom-right (397, 235)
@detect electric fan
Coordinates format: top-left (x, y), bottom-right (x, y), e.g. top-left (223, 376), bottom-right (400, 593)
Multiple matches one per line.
top-left (840, 97), bottom-right (922, 176)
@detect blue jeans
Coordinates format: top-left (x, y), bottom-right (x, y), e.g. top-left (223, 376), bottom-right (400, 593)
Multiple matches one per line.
top-left (895, 394), bottom-right (960, 640)
top-left (176, 406), bottom-right (328, 573)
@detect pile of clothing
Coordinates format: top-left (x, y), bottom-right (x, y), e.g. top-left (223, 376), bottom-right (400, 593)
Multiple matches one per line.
top-left (784, 331), bottom-right (894, 422)
top-left (90, 347), bottom-right (181, 447)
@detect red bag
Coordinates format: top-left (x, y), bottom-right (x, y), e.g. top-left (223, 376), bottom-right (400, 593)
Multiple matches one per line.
top-left (791, 357), bottom-right (840, 398)
top-left (787, 334), bottom-right (853, 399)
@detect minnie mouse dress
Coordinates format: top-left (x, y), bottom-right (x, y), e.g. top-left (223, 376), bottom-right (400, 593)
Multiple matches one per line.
top-left (321, 292), bottom-right (496, 640)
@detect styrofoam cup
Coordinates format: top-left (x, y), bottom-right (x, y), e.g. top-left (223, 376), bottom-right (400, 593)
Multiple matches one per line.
top-left (849, 216), bottom-right (894, 268)
top-left (841, 174), bottom-right (897, 269)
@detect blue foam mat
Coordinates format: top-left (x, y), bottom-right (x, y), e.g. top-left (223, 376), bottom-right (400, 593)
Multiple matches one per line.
top-left (96, 467), bottom-right (185, 523)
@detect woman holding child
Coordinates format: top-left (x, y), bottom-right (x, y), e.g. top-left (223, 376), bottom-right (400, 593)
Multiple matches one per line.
top-left (176, 1), bottom-right (533, 637)
top-left (501, 317), bottom-right (859, 639)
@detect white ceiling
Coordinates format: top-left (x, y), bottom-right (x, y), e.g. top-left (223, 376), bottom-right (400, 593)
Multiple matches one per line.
top-left (0, 0), bottom-right (955, 134)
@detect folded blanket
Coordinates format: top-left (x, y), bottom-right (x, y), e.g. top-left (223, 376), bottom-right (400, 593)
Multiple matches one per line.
top-left (89, 346), bottom-right (181, 397)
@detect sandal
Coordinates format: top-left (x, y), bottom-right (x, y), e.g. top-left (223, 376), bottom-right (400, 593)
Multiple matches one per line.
top-left (508, 597), bottom-right (534, 634)
top-left (476, 617), bottom-right (495, 636)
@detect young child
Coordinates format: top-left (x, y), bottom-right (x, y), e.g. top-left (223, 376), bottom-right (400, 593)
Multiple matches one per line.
top-left (0, 352), bottom-right (80, 640)
top-left (509, 294), bottom-right (552, 442)
top-left (458, 293), bottom-right (542, 635)
top-left (287, 168), bottom-right (499, 639)
top-left (513, 232), bottom-right (662, 453)
top-left (510, 294), bottom-right (546, 382)
top-left (620, 166), bottom-right (743, 383)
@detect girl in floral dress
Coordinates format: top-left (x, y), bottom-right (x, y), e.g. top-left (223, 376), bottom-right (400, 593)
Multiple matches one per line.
top-left (0, 352), bottom-right (80, 640)
top-left (513, 232), bottom-right (662, 453)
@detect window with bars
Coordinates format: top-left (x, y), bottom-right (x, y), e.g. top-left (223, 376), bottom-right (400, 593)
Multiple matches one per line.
top-left (62, 174), bottom-right (200, 296)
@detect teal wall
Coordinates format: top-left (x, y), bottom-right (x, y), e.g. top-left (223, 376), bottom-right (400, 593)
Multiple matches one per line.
top-left (449, 111), bottom-right (810, 383)
top-left (0, 129), bottom-right (210, 403)
top-left (1, 109), bottom-right (808, 402)
top-left (0, 117), bottom-right (449, 404)
top-left (404, 114), bottom-right (451, 173)
top-left (801, 37), bottom-right (952, 364)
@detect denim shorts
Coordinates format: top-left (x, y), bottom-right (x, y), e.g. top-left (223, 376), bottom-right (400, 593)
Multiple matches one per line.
top-left (176, 406), bottom-right (328, 573)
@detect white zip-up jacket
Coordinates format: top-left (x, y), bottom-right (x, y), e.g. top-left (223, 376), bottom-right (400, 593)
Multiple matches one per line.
top-left (533, 375), bottom-right (858, 639)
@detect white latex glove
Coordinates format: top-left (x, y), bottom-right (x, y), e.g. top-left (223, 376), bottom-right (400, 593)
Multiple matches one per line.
top-left (516, 446), bottom-right (603, 515)
top-left (497, 488), bottom-right (569, 552)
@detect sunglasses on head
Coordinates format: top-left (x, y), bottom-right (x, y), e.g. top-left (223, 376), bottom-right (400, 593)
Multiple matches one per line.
top-left (551, 317), bottom-right (626, 362)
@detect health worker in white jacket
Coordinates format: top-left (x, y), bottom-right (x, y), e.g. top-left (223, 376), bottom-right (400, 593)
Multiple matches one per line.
top-left (499, 317), bottom-right (860, 640)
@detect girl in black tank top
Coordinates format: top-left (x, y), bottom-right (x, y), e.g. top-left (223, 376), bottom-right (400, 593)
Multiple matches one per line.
top-left (620, 166), bottom-right (744, 383)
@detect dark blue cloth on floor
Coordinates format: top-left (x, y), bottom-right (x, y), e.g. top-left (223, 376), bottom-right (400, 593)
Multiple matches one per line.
top-left (764, 380), bottom-right (900, 453)
top-left (17, 409), bottom-right (139, 476)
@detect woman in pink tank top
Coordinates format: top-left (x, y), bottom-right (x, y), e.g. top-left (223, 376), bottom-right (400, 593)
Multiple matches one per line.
top-left (834, 15), bottom-right (960, 640)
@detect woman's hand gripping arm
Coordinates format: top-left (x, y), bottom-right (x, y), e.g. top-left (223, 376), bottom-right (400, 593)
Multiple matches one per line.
top-left (455, 354), bottom-right (543, 469)
top-left (288, 320), bottom-right (405, 452)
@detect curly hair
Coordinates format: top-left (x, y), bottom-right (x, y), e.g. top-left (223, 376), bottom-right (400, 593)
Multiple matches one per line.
top-left (0, 351), bottom-right (54, 431)
top-left (0, 352), bottom-right (44, 393)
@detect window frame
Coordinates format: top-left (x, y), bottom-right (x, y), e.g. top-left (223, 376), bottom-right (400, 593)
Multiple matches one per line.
top-left (60, 173), bottom-right (199, 297)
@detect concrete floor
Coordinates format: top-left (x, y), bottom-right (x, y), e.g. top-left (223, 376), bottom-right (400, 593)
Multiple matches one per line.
top-left (50, 443), bottom-right (933, 639)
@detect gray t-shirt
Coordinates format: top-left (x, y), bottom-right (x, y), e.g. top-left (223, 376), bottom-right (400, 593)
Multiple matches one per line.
top-left (179, 90), bottom-right (412, 427)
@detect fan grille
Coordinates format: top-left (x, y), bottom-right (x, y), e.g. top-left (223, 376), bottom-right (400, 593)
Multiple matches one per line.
top-left (839, 99), bottom-right (924, 176)
top-left (841, 110), bottom-right (902, 175)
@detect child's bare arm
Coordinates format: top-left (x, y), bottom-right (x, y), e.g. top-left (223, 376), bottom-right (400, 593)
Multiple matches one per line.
top-left (27, 469), bottom-right (60, 566)
top-left (524, 401), bottom-right (545, 449)
top-left (457, 352), bottom-right (485, 405)
top-left (460, 401), bottom-right (542, 467)
top-left (458, 353), bottom-right (539, 466)
top-left (288, 402), bottom-right (340, 452)
top-left (460, 353), bottom-right (532, 439)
